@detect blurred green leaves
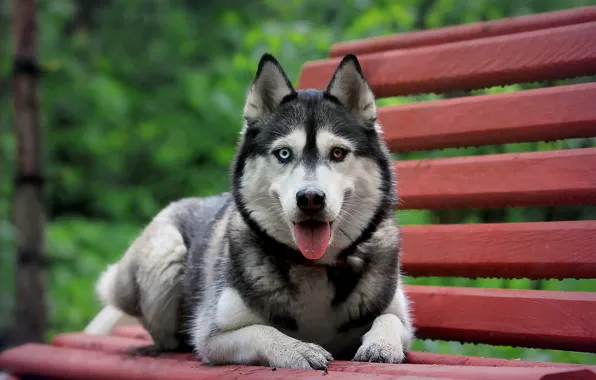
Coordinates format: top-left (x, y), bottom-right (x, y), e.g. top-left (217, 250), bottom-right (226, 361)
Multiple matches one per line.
top-left (46, 218), bottom-right (141, 337)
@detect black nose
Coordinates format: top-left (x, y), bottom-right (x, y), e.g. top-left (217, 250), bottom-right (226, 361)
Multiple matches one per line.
top-left (296, 187), bottom-right (326, 212)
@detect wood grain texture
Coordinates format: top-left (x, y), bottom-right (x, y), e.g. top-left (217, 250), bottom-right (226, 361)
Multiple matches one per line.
top-left (330, 6), bottom-right (596, 56)
top-left (52, 331), bottom-right (592, 369)
top-left (0, 344), bottom-right (390, 380)
top-left (1, 343), bottom-right (592, 380)
top-left (379, 83), bottom-right (596, 152)
top-left (298, 22), bottom-right (596, 97)
top-left (400, 221), bottom-right (596, 279)
top-left (405, 351), bottom-right (590, 369)
top-left (395, 148), bottom-right (596, 210)
top-left (52, 332), bottom-right (196, 360)
top-left (406, 285), bottom-right (596, 352)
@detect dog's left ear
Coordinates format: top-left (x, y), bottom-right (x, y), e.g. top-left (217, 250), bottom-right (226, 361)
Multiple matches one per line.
top-left (326, 54), bottom-right (377, 123)
top-left (244, 53), bottom-right (296, 123)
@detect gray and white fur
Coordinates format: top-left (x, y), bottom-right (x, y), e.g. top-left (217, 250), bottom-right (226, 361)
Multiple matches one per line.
top-left (96, 53), bottom-right (414, 370)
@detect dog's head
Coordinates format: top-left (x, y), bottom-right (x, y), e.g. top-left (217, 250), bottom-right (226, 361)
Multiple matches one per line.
top-left (232, 53), bottom-right (395, 262)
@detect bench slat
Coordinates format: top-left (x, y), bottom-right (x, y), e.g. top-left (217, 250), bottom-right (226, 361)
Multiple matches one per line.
top-left (405, 351), bottom-right (590, 369)
top-left (401, 221), bottom-right (596, 279)
top-left (298, 22), bottom-right (596, 97)
top-left (396, 148), bottom-right (596, 210)
top-left (0, 344), bottom-right (387, 380)
top-left (0, 343), bottom-right (590, 380)
top-left (51, 332), bottom-right (593, 369)
top-left (330, 6), bottom-right (596, 56)
top-left (109, 324), bottom-right (152, 341)
top-left (379, 83), bottom-right (596, 151)
top-left (407, 285), bottom-right (596, 352)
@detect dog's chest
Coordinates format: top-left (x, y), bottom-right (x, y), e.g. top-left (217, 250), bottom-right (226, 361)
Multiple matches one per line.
top-left (214, 266), bottom-right (370, 357)
top-left (278, 267), bottom-right (366, 352)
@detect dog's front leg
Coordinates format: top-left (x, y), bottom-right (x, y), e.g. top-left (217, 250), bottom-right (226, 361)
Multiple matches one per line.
top-left (200, 324), bottom-right (333, 370)
top-left (193, 287), bottom-right (332, 370)
top-left (353, 282), bottom-right (414, 364)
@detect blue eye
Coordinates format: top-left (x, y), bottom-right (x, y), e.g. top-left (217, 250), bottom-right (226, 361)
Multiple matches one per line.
top-left (274, 148), bottom-right (293, 163)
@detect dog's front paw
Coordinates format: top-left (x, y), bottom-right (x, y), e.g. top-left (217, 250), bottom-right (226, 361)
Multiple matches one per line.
top-left (269, 341), bottom-right (333, 370)
top-left (353, 313), bottom-right (410, 364)
top-left (353, 339), bottom-right (404, 364)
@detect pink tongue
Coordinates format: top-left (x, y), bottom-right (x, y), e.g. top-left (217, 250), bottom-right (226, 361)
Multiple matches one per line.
top-left (294, 222), bottom-right (331, 260)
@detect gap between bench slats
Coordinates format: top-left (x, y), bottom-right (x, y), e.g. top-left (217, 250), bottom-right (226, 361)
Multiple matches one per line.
top-left (330, 6), bottom-right (596, 56)
top-left (395, 148), bottom-right (596, 210)
top-left (401, 221), bottom-right (596, 279)
top-left (50, 332), bottom-right (593, 370)
top-left (1, 344), bottom-right (591, 380)
top-left (378, 82), bottom-right (596, 152)
top-left (408, 285), bottom-right (596, 353)
top-left (297, 22), bottom-right (596, 98)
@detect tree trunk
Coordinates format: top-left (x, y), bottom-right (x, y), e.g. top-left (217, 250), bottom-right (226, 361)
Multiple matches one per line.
top-left (12, 0), bottom-right (46, 345)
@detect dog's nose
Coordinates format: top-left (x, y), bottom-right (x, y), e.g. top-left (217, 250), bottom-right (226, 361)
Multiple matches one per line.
top-left (296, 188), bottom-right (326, 212)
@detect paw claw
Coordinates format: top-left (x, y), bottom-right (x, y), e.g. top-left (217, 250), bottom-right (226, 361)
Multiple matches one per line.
top-left (270, 341), bottom-right (333, 370)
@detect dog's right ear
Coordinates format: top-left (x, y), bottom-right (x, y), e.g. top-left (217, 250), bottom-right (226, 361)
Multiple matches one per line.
top-left (243, 54), bottom-right (296, 123)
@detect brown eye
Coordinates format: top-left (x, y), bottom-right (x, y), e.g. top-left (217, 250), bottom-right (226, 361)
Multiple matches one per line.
top-left (330, 147), bottom-right (348, 162)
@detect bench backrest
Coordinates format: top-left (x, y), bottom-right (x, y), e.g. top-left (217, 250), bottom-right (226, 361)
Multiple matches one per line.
top-left (297, 7), bottom-right (596, 354)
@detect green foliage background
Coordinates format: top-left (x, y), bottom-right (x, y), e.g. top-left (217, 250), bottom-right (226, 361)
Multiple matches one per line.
top-left (1, 0), bottom-right (594, 364)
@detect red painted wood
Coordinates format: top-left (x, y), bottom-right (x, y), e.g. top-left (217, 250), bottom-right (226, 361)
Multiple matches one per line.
top-left (51, 332), bottom-right (197, 360)
top-left (53, 332), bottom-right (148, 354)
top-left (379, 83), bottom-right (596, 152)
top-left (0, 344), bottom-right (390, 380)
top-left (1, 344), bottom-right (592, 380)
top-left (298, 22), bottom-right (596, 97)
top-left (395, 148), bottom-right (596, 210)
top-left (52, 331), bottom-right (593, 370)
top-left (405, 351), bottom-right (591, 369)
top-left (328, 361), bottom-right (596, 380)
top-left (400, 221), bottom-right (596, 279)
top-left (110, 324), bottom-right (152, 341)
top-left (330, 7), bottom-right (596, 56)
top-left (54, 332), bottom-right (184, 357)
top-left (406, 285), bottom-right (596, 352)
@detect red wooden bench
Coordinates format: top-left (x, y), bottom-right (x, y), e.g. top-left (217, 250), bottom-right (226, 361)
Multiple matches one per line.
top-left (2, 6), bottom-right (596, 379)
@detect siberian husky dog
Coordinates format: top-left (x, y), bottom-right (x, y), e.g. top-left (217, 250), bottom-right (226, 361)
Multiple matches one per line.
top-left (96, 53), bottom-right (414, 370)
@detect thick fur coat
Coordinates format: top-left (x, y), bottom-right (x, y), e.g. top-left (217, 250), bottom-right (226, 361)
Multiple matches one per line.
top-left (97, 53), bottom-right (414, 370)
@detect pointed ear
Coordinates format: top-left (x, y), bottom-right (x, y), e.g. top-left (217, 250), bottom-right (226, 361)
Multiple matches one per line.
top-left (326, 54), bottom-right (377, 123)
top-left (243, 53), bottom-right (296, 122)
